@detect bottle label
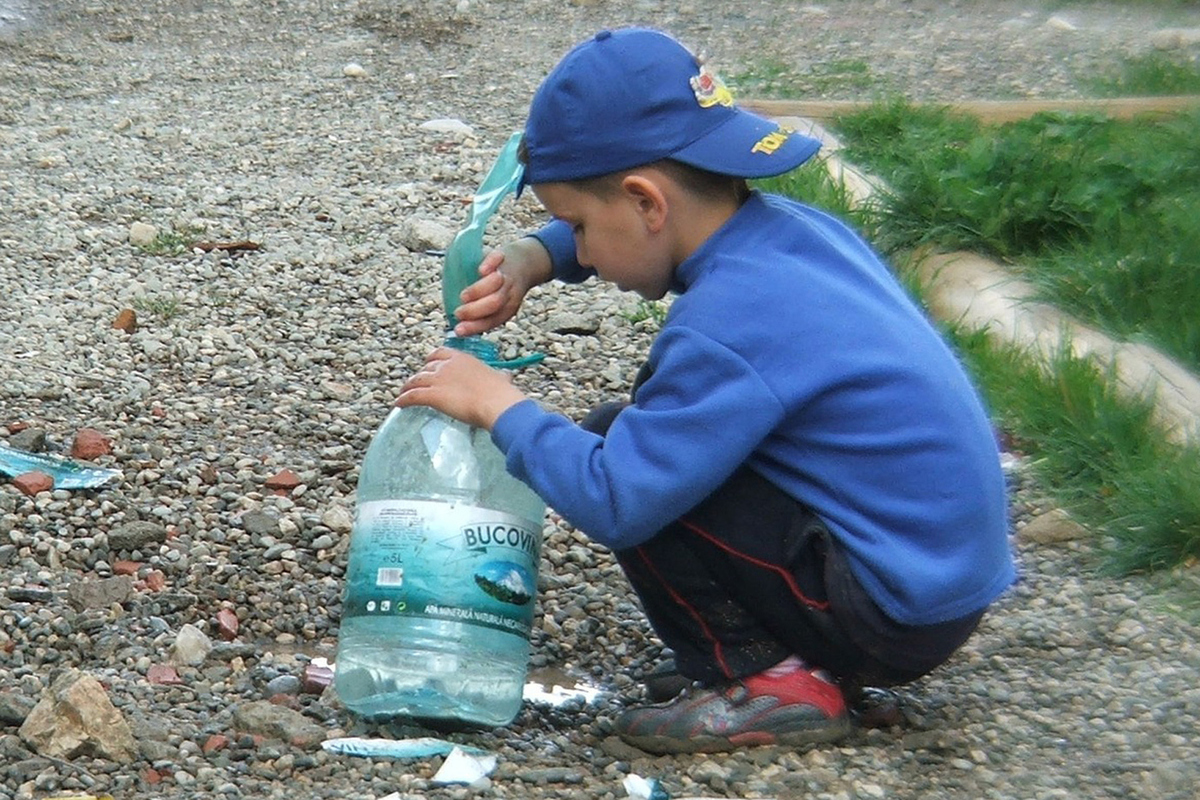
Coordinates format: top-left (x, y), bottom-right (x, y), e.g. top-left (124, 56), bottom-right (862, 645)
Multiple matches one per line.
top-left (342, 499), bottom-right (542, 639)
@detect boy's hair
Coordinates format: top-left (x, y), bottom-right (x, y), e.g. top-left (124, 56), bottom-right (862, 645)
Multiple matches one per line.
top-left (517, 136), bottom-right (750, 205)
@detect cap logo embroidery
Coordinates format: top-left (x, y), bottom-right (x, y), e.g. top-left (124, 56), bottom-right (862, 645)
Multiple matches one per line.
top-left (689, 65), bottom-right (734, 109)
top-left (751, 127), bottom-right (794, 155)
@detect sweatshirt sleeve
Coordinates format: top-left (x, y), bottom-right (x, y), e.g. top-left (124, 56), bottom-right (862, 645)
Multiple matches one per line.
top-left (491, 326), bottom-right (784, 549)
top-left (527, 219), bottom-right (596, 284)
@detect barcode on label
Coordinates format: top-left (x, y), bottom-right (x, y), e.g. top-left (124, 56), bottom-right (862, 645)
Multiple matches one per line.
top-left (376, 568), bottom-right (404, 587)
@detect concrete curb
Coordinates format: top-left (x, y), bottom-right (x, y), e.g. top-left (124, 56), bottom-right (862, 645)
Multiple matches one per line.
top-left (746, 95), bottom-right (1200, 124)
top-left (779, 116), bottom-right (1200, 445)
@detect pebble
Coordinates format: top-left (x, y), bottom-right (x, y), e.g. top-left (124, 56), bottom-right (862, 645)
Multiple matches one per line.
top-left (128, 222), bottom-right (158, 248)
top-left (2, 1), bottom-right (1200, 799)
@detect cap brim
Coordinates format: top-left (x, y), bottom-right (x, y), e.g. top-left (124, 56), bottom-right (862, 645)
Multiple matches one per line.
top-left (671, 109), bottom-right (822, 178)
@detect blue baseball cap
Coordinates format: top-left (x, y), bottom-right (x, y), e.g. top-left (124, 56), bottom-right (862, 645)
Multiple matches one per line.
top-left (519, 28), bottom-right (821, 190)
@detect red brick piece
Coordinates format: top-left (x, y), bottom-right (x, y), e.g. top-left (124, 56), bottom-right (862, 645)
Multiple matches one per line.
top-left (143, 570), bottom-right (166, 591)
top-left (71, 427), bottom-right (112, 460)
top-left (264, 468), bottom-right (301, 491)
top-left (12, 471), bottom-right (53, 496)
top-left (216, 608), bottom-right (239, 641)
top-left (112, 308), bottom-right (138, 333)
top-left (147, 664), bottom-right (184, 686)
top-left (203, 733), bottom-right (230, 753)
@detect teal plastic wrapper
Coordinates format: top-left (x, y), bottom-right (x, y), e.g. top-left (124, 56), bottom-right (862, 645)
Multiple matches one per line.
top-left (0, 444), bottom-right (121, 490)
top-left (441, 131), bottom-right (543, 369)
top-left (321, 736), bottom-right (489, 759)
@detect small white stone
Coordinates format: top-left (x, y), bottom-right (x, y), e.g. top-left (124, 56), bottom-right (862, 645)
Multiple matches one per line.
top-left (321, 506), bottom-right (354, 534)
top-left (419, 118), bottom-right (475, 137)
top-left (171, 623), bottom-right (213, 666)
top-left (400, 218), bottom-right (456, 251)
top-left (1045, 15), bottom-right (1077, 32)
top-left (343, 62), bottom-right (368, 78)
top-left (129, 221), bottom-right (158, 247)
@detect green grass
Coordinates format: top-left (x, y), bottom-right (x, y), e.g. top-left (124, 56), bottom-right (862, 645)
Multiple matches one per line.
top-left (138, 224), bottom-right (204, 256)
top-left (754, 158), bottom-right (877, 235)
top-left (947, 326), bottom-right (1200, 574)
top-left (832, 100), bottom-right (1200, 373)
top-left (1090, 50), bottom-right (1200, 96)
top-left (621, 300), bottom-right (669, 328)
top-left (132, 294), bottom-right (183, 321)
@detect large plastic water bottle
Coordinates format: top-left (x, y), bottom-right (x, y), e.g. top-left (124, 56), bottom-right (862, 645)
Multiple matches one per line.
top-left (334, 405), bottom-right (546, 727)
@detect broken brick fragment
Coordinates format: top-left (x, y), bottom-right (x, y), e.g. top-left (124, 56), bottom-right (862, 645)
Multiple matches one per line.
top-left (12, 471), bottom-right (53, 496)
top-left (113, 560), bottom-right (141, 576)
top-left (216, 608), bottom-right (239, 641)
top-left (301, 662), bottom-right (335, 694)
top-left (71, 427), bottom-right (113, 460)
top-left (264, 468), bottom-right (301, 491)
top-left (112, 307), bottom-right (138, 333)
top-left (147, 664), bottom-right (184, 686)
top-left (203, 733), bottom-right (230, 753)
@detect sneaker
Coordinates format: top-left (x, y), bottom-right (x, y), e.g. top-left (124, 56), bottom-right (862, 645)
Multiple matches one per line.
top-left (617, 666), bottom-right (851, 754)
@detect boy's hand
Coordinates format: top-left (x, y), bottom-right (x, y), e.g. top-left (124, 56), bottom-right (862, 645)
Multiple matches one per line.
top-left (452, 238), bottom-right (554, 337)
top-left (395, 348), bottom-right (529, 430)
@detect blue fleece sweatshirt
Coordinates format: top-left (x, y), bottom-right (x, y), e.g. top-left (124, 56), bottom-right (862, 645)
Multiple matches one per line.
top-left (492, 192), bottom-right (1014, 626)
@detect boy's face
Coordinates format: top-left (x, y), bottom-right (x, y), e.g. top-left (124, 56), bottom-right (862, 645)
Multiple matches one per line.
top-left (533, 180), bottom-right (676, 300)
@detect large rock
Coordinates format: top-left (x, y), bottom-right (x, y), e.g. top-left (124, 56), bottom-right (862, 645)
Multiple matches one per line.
top-left (18, 670), bottom-right (138, 763)
top-left (66, 575), bottom-right (134, 610)
top-left (398, 218), bottom-right (455, 251)
top-left (232, 700), bottom-right (326, 748)
top-left (7, 427), bottom-right (47, 452)
top-left (240, 510), bottom-right (280, 536)
top-left (107, 520), bottom-right (168, 551)
top-left (1018, 507), bottom-right (1089, 545)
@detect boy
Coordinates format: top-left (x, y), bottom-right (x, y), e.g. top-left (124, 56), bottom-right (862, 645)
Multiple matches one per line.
top-left (396, 28), bottom-right (1014, 755)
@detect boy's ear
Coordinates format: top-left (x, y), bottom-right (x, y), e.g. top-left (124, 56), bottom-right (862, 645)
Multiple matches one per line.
top-left (620, 174), bottom-right (668, 232)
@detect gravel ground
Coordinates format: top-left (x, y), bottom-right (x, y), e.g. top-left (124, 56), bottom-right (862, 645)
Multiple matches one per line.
top-left (3, 1), bottom-right (1200, 798)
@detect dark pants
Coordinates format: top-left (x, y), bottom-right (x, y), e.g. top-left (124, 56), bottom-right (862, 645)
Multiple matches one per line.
top-left (581, 376), bottom-right (983, 690)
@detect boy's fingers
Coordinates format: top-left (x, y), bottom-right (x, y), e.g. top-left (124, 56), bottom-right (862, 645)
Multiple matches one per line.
top-left (394, 388), bottom-right (430, 408)
top-left (453, 320), bottom-right (486, 337)
top-left (459, 270), bottom-right (504, 302)
top-left (456, 291), bottom-right (504, 319)
top-left (477, 250), bottom-right (504, 273)
top-left (424, 346), bottom-right (458, 364)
